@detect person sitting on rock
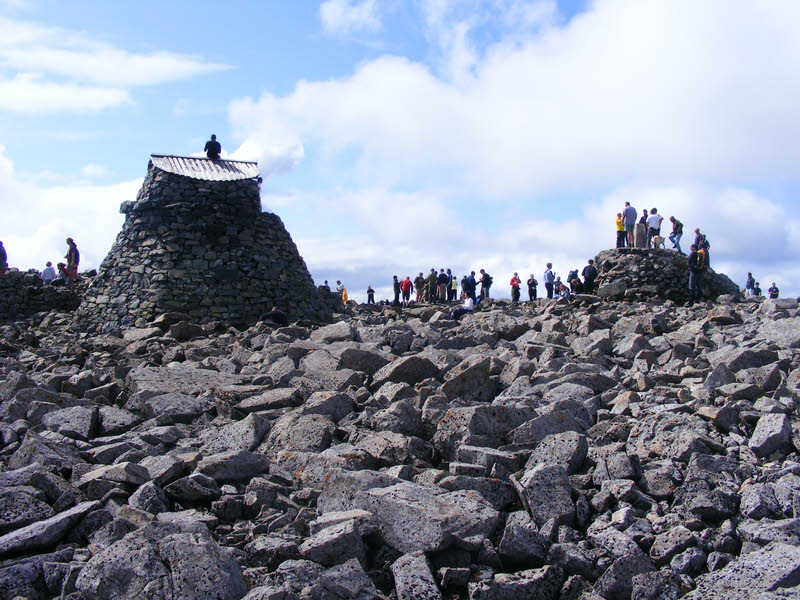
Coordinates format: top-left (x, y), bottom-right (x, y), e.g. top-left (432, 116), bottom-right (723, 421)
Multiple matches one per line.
top-left (51, 262), bottom-right (68, 286)
top-left (768, 283), bottom-right (779, 299)
top-left (570, 277), bottom-right (584, 294)
top-left (41, 261), bottom-right (56, 284)
top-left (263, 307), bottom-right (288, 327)
top-left (204, 134), bottom-right (221, 159)
top-left (451, 294), bottom-right (474, 321)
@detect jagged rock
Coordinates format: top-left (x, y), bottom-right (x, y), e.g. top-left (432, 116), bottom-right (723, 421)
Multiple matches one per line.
top-left (0, 490), bottom-right (55, 535)
top-left (75, 521), bottom-right (246, 600)
top-left (371, 355), bottom-right (439, 390)
top-left (467, 565), bottom-right (564, 600)
top-left (0, 501), bottom-right (100, 557)
top-left (198, 412), bottom-right (270, 454)
top-left (749, 413), bottom-right (792, 458)
top-left (310, 558), bottom-right (380, 600)
top-left (514, 464), bottom-right (574, 527)
top-left (196, 450), bottom-right (270, 483)
top-left (683, 542), bottom-right (800, 599)
top-left (391, 551), bottom-right (441, 600)
top-left (497, 511), bottom-right (548, 569)
top-left (594, 553), bottom-right (655, 600)
top-left (298, 519), bottom-right (365, 567)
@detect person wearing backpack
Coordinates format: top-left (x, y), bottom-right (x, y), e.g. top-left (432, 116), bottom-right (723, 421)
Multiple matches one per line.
top-left (479, 269), bottom-right (493, 299)
top-left (527, 274), bottom-right (538, 301)
top-left (686, 243), bottom-right (706, 306)
top-left (582, 259), bottom-right (598, 294)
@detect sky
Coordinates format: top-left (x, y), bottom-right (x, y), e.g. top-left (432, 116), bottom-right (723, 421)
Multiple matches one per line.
top-left (1, 0), bottom-right (799, 303)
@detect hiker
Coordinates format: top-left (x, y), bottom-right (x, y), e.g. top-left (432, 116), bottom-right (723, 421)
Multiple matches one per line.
top-left (639, 209), bottom-right (648, 225)
top-left (694, 228), bottom-right (703, 248)
top-left (768, 283), bottom-right (779, 299)
top-left (544, 263), bottom-right (555, 299)
top-left (668, 216), bottom-right (683, 253)
top-left (392, 275), bottom-right (401, 305)
top-left (426, 269), bottom-right (438, 303)
top-left (437, 269), bottom-right (449, 302)
top-left (615, 213), bottom-right (625, 248)
top-left (414, 272), bottom-right (426, 302)
top-left (699, 235), bottom-right (711, 267)
top-left (582, 259), bottom-right (598, 294)
top-left (367, 285), bottom-right (375, 304)
top-left (623, 202), bottom-right (637, 247)
top-left (451, 294), bottom-right (474, 322)
top-left (510, 272), bottom-right (521, 302)
top-left (479, 269), bottom-right (493, 299)
top-left (466, 271), bottom-right (478, 302)
top-left (204, 134), bottom-right (221, 159)
top-left (321, 280), bottom-right (330, 292)
top-left (745, 273), bottom-right (755, 296)
top-left (646, 208), bottom-right (663, 248)
top-left (686, 243), bottom-right (706, 306)
top-left (449, 270), bottom-right (458, 301)
top-left (41, 261), bottom-right (56, 284)
top-left (51, 263), bottom-right (68, 286)
top-left (400, 276), bottom-right (413, 307)
top-left (65, 237), bottom-right (80, 288)
top-left (570, 277), bottom-right (584, 294)
top-left (527, 274), bottom-right (538, 301)
top-left (753, 282), bottom-right (762, 297)
top-left (0, 241), bottom-right (6, 275)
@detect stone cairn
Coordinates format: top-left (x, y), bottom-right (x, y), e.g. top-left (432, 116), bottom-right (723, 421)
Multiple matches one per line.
top-left (75, 156), bottom-right (331, 332)
top-left (594, 248), bottom-right (740, 303)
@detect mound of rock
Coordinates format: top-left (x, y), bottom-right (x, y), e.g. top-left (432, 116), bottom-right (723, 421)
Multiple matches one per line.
top-left (594, 248), bottom-right (740, 303)
top-left (0, 293), bottom-right (799, 599)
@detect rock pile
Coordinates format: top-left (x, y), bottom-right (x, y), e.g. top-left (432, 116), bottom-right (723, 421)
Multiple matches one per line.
top-left (594, 248), bottom-right (740, 303)
top-left (75, 157), bottom-right (331, 333)
top-left (0, 271), bottom-right (83, 324)
top-left (1, 293), bottom-right (799, 599)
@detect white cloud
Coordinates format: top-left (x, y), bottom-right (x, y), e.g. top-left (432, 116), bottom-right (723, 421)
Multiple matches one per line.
top-left (79, 163), bottom-right (111, 179)
top-left (231, 0), bottom-right (800, 196)
top-left (0, 148), bottom-right (138, 272)
top-left (0, 73), bottom-right (129, 113)
top-left (0, 16), bottom-right (229, 113)
top-left (320, 0), bottom-right (382, 34)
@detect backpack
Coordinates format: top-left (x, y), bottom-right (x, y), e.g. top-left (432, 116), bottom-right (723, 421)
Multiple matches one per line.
top-left (696, 249), bottom-right (708, 270)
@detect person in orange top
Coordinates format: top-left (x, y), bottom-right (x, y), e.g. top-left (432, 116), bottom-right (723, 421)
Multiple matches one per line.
top-left (399, 276), bottom-right (413, 308)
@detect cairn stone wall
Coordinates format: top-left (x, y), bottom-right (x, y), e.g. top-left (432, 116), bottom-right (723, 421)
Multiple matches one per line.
top-left (0, 271), bottom-right (81, 323)
top-left (594, 248), bottom-right (740, 303)
top-left (75, 161), bottom-right (331, 332)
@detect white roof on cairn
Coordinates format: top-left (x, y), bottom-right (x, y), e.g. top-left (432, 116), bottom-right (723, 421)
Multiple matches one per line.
top-left (150, 154), bottom-right (260, 181)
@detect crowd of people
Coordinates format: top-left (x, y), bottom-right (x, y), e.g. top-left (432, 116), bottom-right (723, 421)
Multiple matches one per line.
top-left (744, 272), bottom-right (779, 299)
top-left (0, 238), bottom-right (81, 288)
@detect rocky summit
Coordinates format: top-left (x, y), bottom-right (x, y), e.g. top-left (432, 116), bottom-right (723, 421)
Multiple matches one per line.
top-left (0, 292), bottom-right (799, 600)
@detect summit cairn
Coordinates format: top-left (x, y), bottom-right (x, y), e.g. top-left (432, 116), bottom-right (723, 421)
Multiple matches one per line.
top-left (76, 156), bottom-right (330, 331)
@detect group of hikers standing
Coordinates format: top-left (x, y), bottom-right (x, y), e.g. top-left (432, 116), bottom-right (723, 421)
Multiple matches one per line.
top-left (0, 238), bottom-right (80, 288)
top-left (744, 273), bottom-right (779, 299)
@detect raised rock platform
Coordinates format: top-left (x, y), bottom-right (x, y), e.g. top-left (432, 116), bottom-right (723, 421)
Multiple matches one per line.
top-left (594, 248), bottom-right (740, 303)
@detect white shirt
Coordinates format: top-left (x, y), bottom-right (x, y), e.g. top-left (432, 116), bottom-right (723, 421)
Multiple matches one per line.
top-left (646, 214), bottom-right (662, 229)
top-left (42, 266), bottom-right (56, 283)
top-left (463, 297), bottom-right (474, 310)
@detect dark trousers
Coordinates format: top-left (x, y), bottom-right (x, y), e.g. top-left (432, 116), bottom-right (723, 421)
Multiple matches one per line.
top-left (584, 278), bottom-right (595, 294)
top-left (511, 287), bottom-right (520, 302)
top-left (616, 231), bottom-right (626, 248)
top-left (545, 283), bottom-right (554, 299)
top-left (528, 287), bottom-right (536, 301)
top-left (448, 287), bottom-right (456, 301)
top-left (688, 270), bottom-right (704, 304)
top-left (367, 294), bottom-right (374, 304)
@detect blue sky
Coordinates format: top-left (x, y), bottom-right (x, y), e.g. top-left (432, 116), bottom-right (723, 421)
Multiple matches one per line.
top-left (1, 0), bottom-right (798, 302)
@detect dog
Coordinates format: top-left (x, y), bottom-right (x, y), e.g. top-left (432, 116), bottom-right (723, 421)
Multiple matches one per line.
top-left (652, 235), bottom-right (666, 249)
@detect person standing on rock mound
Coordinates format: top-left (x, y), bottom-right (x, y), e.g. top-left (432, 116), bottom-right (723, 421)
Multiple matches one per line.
top-left (65, 237), bottom-right (79, 288)
top-left (204, 134), bottom-right (221, 159)
top-left (768, 283), bottom-right (779, 299)
top-left (0, 240), bottom-right (6, 275)
top-left (510, 272), bottom-right (521, 302)
top-left (544, 263), bottom-right (555, 299)
top-left (686, 243), bottom-right (706, 306)
top-left (615, 213), bottom-right (625, 248)
top-left (623, 202), bottom-right (637, 247)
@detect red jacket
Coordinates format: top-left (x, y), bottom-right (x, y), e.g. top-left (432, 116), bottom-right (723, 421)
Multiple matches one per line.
top-left (400, 278), bottom-right (413, 292)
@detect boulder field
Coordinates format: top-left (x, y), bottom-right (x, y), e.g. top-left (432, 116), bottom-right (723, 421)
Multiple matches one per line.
top-left (0, 293), bottom-right (799, 600)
